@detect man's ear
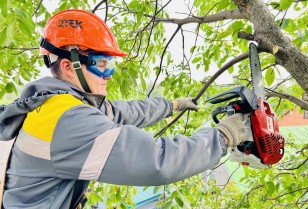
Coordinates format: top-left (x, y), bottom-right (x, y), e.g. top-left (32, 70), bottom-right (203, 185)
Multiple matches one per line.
top-left (60, 59), bottom-right (75, 79)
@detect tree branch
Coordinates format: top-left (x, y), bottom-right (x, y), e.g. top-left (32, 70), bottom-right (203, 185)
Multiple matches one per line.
top-left (156, 9), bottom-right (244, 25)
top-left (265, 88), bottom-right (308, 110)
top-left (154, 52), bottom-right (249, 137)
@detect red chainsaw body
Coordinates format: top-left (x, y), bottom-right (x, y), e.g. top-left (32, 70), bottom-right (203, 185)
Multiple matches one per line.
top-left (250, 98), bottom-right (285, 165)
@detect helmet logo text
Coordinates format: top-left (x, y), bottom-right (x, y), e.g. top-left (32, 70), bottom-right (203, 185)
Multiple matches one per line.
top-left (58, 19), bottom-right (83, 28)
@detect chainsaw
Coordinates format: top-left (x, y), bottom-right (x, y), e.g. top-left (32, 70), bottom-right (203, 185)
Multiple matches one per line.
top-left (207, 43), bottom-right (285, 169)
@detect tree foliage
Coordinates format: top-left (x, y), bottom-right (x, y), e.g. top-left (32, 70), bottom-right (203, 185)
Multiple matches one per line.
top-left (0, 0), bottom-right (307, 208)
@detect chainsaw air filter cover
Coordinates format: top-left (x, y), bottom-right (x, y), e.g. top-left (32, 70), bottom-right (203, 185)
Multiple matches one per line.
top-left (251, 98), bottom-right (285, 165)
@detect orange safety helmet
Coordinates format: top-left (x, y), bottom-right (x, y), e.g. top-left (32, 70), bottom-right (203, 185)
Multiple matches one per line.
top-left (40, 9), bottom-right (127, 57)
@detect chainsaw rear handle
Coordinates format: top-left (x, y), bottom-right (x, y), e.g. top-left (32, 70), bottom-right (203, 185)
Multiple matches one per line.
top-left (212, 105), bottom-right (235, 123)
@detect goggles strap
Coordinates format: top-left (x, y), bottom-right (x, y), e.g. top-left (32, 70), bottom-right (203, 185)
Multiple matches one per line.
top-left (70, 49), bottom-right (91, 93)
top-left (40, 37), bottom-right (88, 64)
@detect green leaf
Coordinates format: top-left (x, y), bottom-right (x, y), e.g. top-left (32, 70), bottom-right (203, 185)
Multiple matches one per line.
top-left (5, 82), bottom-right (17, 94)
top-left (0, 88), bottom-right (6, 99)
top-left (231, 21), bottom-right (245, 33)
top-left (267, 182), bottom-right (275, 195)
top-left (140, 75), bottom-right (146, 92)
top-left (21, 69), bottom-right (32, 81)
top-left (265, 68), bottom-right (275, 86)
top-left (6, 18), bottom-right (15, 44)
top-left (147, 45), bottom-right (154, 57)
top-left (280, 0), bottom-right (294, 10)
top-left (217, 30), bottom-right (231, 39)
top-left (190, 46), bottom-right (196, 53)
top-left (128, 1), bottom-right (139, 9)
top-left (217, 0), bottom-right (231, 10)
top-left (17, 18), bottom-right (35, 39)
top-left (136, 11), bottom-right (143, 23)
top-left (228, 66), bottom-right (234, 74)
top-left (59, 2), bottom-right (68, 11)
top-left (15, 7), bottom-right (30, 19)
top-left (192, 56), bottom-right (201, 63)
top-left (153, 186), bottom-right (161, 194)
top-left (0, 28), bottom-right (7, 46)
top-left (175, 196), bottom-right (184, 207)
top-left (162, 201), bottom-right (172, 209)
top-left (128, 73), bottom-right (137, 86)
top-left (280, 19), bottom-right (290, 29)
top-left (0, 0), bottom-right (10, 17)
top-left (7, 53), bottom-right (17, 69)
top-left (120, 203), bottom-right (127, 209)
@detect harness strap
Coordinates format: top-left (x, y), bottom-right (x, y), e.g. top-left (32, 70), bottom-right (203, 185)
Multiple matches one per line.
top-left (75, 193), bottom-right (88, 209)
top-left (0, 140), bottom-right (15, 209)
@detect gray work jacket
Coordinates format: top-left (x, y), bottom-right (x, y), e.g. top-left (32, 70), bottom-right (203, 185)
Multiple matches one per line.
top-left (0, 76), bottom-right (226, 209)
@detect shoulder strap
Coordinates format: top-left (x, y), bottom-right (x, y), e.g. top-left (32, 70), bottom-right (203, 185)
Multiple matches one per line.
top-left (0, 139), bottom-right (15, 209)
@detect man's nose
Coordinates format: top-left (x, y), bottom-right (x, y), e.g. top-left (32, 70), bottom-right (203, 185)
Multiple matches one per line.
top-left (103, 76), bottom-right (112, 80)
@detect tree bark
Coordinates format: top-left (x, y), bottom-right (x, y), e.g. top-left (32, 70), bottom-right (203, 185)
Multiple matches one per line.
top-left (233, 0), bottom-right (308, 93)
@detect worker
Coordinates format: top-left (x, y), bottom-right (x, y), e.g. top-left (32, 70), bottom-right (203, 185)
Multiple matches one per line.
top-left (0, 9), bottom-right (248, 209)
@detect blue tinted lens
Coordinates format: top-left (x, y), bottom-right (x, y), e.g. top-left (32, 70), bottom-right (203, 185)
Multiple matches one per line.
top-left (86, 53), bottom-right (115, 78)
top-left (101, 68), bottom-right (114, 77)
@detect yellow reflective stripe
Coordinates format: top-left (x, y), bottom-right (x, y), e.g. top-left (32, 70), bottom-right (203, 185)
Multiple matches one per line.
top-left (22, 94), bottom-right (84, 142)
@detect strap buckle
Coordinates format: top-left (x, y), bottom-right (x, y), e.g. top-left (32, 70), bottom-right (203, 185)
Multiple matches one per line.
top-left (72, 61), bottom-right (82, 70)
top-left (40, 37), bottom-right (46, 47)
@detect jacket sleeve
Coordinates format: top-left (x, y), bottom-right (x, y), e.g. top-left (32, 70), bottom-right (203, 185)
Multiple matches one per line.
top-left (104, 97), bottom-right (172, 128)
top-left (50, 104), bottom-right (225, 186)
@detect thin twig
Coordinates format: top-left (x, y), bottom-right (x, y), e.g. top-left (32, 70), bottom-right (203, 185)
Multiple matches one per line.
top-left (279, 8), bottom-right (288, 27)
top-left (219, 164), bottom-right (240, 190)
top-left (237, 185), bottom-right (264, 207)
top-left (1, 46), bottom-right (38, 50)
top-left (139, 0), bottom-right (159, 63)
top-left (267, 187), bottom-right (308, 200)
top-left (278, 157), bottom-right (308, 171)
top-left (32, 0), bottom-right (43, 17)
top-left (105, 0), bottom-right (108, 22)
top-left (147, 25), bottom-right (182, 97)
top-left (92, 0), bottom-right (107, 13)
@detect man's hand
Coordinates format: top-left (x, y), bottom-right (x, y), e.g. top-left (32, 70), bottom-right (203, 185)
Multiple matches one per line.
top-left (216, 113), bottom-right (247, 147)
top-left (172, 97), bottom-right (198, 112)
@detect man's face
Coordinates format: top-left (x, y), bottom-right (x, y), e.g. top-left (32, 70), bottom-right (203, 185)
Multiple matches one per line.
top-left (81, 53), bottom-right (113, 96)
top-left (82, 58), bottom-right (112, 96)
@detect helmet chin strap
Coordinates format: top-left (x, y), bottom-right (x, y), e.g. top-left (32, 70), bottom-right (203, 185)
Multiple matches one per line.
top-left (70, 49), bottom-right (91, 93)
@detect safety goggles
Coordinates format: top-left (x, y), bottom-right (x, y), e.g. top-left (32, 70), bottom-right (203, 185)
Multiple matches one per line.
top-left (86, 53), bottom-right (115, 78)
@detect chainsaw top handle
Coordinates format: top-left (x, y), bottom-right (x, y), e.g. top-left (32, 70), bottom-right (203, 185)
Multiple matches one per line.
top-left (207, 86), bottom-right (259, 123)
